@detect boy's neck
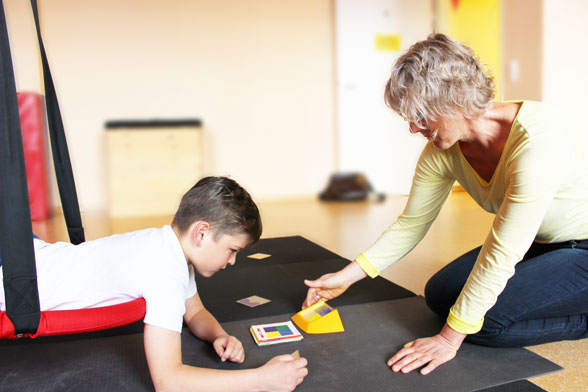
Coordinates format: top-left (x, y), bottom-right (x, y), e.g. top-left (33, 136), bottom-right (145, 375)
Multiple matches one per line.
top-left (171, 225), bottom-right (191, 264)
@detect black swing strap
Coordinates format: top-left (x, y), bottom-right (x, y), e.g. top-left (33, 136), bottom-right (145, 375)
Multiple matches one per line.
top-left (30, 0), bottom-right (85, 245)
top-left (0, 0), bottom-right (41, 335)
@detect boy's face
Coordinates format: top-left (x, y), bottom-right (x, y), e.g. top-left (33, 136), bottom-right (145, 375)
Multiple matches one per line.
top-left (188, 228), bottom-right (250, 278)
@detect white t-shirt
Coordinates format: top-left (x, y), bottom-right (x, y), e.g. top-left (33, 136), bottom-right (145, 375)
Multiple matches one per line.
top-left (0, 225), bottom-right (196, 333)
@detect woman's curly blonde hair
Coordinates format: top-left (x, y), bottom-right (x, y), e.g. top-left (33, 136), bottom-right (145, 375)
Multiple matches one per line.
top-left (385, 33), bottom-right (495, 128)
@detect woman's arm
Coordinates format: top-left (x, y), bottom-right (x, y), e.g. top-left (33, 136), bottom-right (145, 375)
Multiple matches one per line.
top-left (357, 143), bottom-right (455, 276)
top-left (303, 143), bottom-right (455, 307)
top-left (448, 132), bottom-right (562, 334)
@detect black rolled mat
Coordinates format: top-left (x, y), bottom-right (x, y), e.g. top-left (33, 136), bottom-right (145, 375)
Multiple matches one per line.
top-left (0, 297), bottom-right (560, 392)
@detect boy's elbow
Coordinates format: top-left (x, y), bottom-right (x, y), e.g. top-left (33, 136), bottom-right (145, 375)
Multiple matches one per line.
top-left (151, 372), bottom-right (169, 392)
top-left (152, 375), bottom-right (176, 392)
top-left (150, 364), bottom-right (184, 392)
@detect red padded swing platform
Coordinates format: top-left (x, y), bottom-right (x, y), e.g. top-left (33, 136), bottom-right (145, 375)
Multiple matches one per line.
top-left (0, 299), bottom-right (146, 339)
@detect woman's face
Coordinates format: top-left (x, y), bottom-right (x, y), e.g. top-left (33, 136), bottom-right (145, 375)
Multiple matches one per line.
top-left (409, 115), bottom-right (466, 150)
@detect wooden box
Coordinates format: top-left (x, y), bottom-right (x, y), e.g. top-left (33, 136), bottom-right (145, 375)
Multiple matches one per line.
top-left (105, 120), bottom-right (202, 217)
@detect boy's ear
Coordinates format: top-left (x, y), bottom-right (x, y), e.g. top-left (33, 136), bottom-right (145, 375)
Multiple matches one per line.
top-left (191, 221), bottom-right (211, 246)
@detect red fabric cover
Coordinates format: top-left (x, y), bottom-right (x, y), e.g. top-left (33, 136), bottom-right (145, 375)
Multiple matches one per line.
top-left (18, 92), bottom-right (51, 221)
top-left (0, 298), bottom-right (146, 339)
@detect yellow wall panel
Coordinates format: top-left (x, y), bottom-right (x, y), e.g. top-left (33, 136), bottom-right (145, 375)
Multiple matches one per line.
top-left (437, 0), bottom-right (502, 99)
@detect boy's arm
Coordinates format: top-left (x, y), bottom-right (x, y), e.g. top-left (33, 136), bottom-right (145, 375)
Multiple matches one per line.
top-left (144, 324), bottom-right (308, 392)
top-left (183, 293), bottom-right (243, 363)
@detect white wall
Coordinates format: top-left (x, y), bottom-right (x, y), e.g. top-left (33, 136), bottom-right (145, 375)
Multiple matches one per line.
top-left (542, 0), bottom-right (588, 117)
top-left (5, 0), bottom-right (336, 212)
top-left (6, 0), bottom-right (585, 214)
top-left (335, 0), bottom-right (432, 195)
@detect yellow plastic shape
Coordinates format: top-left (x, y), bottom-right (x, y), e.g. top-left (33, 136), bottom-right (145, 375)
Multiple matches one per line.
top-left (291, 300), bottom-right (344, 334)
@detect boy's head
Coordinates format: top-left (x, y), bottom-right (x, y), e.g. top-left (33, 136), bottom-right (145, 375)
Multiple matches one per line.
top-left (172, 176), bottom-right (262, 243)
top-left (172, 176), bottom-right (262, 277)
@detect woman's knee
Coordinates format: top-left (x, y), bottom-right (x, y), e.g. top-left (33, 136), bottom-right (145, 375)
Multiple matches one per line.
top-left (424, 263), bottom-right (472, 317)
top-left (467, 320), bottom-right (508, 347)
top-left (425, 246), bottom-right (482, 312)
top-left (424, 277), bottom-right (452, 317)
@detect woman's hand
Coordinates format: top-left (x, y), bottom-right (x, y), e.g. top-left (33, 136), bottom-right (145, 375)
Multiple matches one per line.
top-left (212, 334), bottom-right (245, 363)
top-left (302, 261), bottom-right (367, 309)
top-left (303, 273), bottom-right (349, 308)
top-left (387, 324), bottom-right (466, 375)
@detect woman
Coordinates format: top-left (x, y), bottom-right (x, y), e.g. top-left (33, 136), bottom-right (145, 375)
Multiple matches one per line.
top-left (303, 34), bottom-right (588, 375)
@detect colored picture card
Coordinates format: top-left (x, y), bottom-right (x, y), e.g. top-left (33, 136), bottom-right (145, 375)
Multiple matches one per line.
top-left (250, 321), bottom-right (303, 346)
top-left (237, 295), bottom-right (271, 308)
top-left (301, 302), bottom-right (333, 321)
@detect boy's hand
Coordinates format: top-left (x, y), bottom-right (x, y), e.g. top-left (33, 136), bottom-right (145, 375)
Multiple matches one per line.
top-left (213, 335), bottom-right (245, 363)
top-left (259, 354), bottom-right (308, 392)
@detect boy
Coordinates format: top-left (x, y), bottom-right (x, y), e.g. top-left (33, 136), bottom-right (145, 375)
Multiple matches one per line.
top-left (0, 176), bottom-right (308, 391)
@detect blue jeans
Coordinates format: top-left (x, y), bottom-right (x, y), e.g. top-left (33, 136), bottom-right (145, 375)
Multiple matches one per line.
top-left (425, 240), bottom-right (588, 347)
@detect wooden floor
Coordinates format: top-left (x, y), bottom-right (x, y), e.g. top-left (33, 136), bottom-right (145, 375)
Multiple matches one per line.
top-left (33, 191), bottom-right (587, 391)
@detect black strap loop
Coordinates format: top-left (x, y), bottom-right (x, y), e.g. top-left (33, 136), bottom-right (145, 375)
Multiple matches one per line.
top-left (30, 0), bottom-right (85, 245)
top-left (0, 0), bottom-right (41, 335)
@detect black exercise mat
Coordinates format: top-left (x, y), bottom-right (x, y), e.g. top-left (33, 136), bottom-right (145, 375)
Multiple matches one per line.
top-left (0, 333), bottom-right (152, 391)
top-left (236, 236), bottom-right (340, 267)
top-left (196, 257), bottom-right (414, 322)
top-left (194, 297), bottom-right (561, 392)
top-left (0, 297), bottom-right (560, 392)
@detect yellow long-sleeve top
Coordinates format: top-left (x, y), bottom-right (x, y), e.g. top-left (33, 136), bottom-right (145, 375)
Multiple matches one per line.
top-left (356, 101), bottom-right (588, 334)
